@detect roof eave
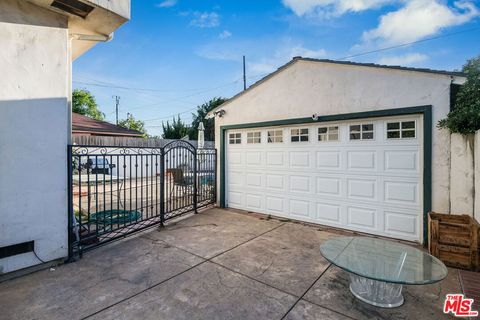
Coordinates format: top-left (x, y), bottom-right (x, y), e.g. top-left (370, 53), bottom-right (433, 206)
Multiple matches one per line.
top-left (208, 57), bottom-right (467, 116)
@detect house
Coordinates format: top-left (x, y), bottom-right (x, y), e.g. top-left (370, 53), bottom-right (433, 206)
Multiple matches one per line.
top-left (72, 112), bottom-right (143, 138)
top-left (210, 57), bottom-right (467, 245)
top-left (0, 0), bottom-right (130, 275)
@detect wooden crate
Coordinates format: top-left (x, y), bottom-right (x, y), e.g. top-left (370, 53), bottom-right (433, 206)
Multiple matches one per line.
top-left (428, 212), bottom-right (479, 271)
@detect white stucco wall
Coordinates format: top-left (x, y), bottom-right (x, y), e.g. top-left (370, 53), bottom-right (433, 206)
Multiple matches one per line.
top-left (0, 0), bottom-right (69, 273)
top-left (475, 131), bottom-right (480, 224)
top-left (88, 0), bottom-right (131, 19)
top-left (450, 133), bottom-right (475, 215)
top-left (215, 59), bottom-right (464, 214)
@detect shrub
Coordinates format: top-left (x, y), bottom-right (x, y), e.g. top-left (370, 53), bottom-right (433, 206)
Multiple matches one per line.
top-left (438, 56), bottom-right (480, 134)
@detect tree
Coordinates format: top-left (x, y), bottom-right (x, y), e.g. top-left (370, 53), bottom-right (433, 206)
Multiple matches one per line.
top-left (118, 114), bottom-right (147, 137)
top-left (189, 97), bottom-right (227, 141)
top-left (162, 115), bottom-right (190, 139)
top-left (72, 89), bottom-right (105, 120)
top-left (438, 56), bottom-right (480, 134)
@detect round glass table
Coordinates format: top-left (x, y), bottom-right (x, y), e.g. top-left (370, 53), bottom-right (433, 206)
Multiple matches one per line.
top-left (320, 237), bottom-right (448, 308)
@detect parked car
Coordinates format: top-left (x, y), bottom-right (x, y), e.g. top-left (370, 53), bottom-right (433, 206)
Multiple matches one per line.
top-left (83, 157), bottom-right (116, 175)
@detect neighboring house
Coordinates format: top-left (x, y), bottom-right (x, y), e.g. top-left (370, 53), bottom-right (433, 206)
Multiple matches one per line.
top-left (0, 0), bottom-right (130, 274)
top-left (210, 57), bottom-right (466, 245)
top-left (72, 112), bottom-right (143, 138)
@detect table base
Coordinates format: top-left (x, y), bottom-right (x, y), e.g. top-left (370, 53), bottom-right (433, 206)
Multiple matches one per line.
top-left (349, 274), bottom-right (404, 308)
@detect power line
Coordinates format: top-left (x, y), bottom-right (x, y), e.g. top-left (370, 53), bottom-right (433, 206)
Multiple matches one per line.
top-left (73, 80), bottom-right (175, 93)
top-left (239, 26), bottom-right (480, 84)
top-left (143, 107), bottom-right (199, 122)
top-left (73, 77), bottom-right (242, 94)
top-left (101, 78), bottom-right (242, 118)
top-left (82, 26), bottom-right (479, 124)
top-left (337, 26), bottom-right (480, 61)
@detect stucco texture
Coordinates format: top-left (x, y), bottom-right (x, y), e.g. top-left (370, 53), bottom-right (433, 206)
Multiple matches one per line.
top-left (0, 0), bottom-right (69, 273)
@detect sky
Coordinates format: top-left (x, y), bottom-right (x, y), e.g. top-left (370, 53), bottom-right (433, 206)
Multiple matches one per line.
top-left (73, 0), bottom-right (480, 137)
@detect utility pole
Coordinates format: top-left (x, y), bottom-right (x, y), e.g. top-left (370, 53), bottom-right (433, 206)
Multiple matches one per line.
top-left (113, 95), bottom-right (120, 125)
top-left (126, 112), bottom-right (131, 129)
top-left (243, 55), bottom-right (247, 91)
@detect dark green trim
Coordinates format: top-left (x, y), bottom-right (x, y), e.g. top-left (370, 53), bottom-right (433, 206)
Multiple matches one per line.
top-left (220, 105), bottom-right (433, 244)
top-left (220, 128), bottom-right (225, 208)
top-left (423, 106), bottom-right (432, 245)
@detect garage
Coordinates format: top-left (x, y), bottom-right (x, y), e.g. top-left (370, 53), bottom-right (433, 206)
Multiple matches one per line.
top-left (210, 57), bottom-right (466, 244)
top-left (226, 115), bottom-right (423, 242)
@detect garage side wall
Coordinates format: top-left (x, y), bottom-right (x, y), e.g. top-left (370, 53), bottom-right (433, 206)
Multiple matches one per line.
top-left (0, 0), bottom-right (69, 273)
top-left (215, 60), bottom-right (455, 214)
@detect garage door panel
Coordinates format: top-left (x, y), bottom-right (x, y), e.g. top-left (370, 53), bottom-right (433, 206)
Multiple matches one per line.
top-left (384, 181), bottom-right (419, 205)
top-left (315, 202), bottom-right (342, 224)
top-left (347, 178), bottom-right (377, 200)
top-left (289, 175), bottom-right (311, 192)
top-left (246, 173), bottom-right (262, 187)
top-left (266, 196), bottom-right (285, 214)
top-left (289, 199), bottom-right (310, 218)
top-left (384, 211), bottom-right (419, 239)
top-left (266, 174), bottom-right (285, 190)
top-left (266, 151), bottom-right (285, 166)
top-left (347, 151), bottom-right (377, 171)
top-left (316, 151), bottom-right (341, 169)
top-left (226, 115), bottom-right (423, 242)
top-left (316, 177), bottom-right (341, 196)
top-left (228, 170), bottom-right (244, 186)
top-left (228, 151), bottom-right (243, 165)
top-left (289, 151), bottom-right (310, 168)
top-left (347, 206), bottom-right (377, 230)
top-left (384, 150), bottom-right (418, 173)
top-left (228, 191), bottom-right (244, 207)
top-left (246, 193), bottom-right (263, 210)
top-left (246, 152), bottom-right (262, 166)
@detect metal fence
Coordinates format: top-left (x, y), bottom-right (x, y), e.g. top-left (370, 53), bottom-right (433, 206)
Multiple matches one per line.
top-left (68, 140), bottom-right (216, 257)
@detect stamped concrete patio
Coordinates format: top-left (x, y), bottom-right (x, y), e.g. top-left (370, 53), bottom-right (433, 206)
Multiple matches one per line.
top-left (0, 208), bottom-right (461, 320)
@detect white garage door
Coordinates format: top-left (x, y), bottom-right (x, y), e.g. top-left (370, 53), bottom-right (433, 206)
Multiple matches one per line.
top-left (226, 115), bottom-right (423, 242)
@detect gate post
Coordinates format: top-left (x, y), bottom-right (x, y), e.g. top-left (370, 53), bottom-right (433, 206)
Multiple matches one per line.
top-left (67, 145), bottom-right (74, 261)
top-left (214, 149), bottom-right (217, 204)
top-left (193, 149), bottom-right (198, 213)
top-left (160, 147), bottom-right (165, 227)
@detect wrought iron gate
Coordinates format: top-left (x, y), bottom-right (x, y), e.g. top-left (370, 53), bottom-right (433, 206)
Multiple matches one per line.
top-left (67, 141), bottom-right (216, 257)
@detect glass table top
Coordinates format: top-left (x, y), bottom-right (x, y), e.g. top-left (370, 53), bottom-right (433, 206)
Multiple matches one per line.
top-left (320, 237), bottom-right (448, 285)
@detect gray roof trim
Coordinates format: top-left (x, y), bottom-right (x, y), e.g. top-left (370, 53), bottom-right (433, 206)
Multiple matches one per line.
top-left (209, 57), bottom-right (466, 114)
top-left (300, 58), bottom-right (466, 77)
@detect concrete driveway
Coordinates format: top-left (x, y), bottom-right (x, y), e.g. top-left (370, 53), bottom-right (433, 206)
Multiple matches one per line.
top-left (0, 208), bottom-right (461, 320)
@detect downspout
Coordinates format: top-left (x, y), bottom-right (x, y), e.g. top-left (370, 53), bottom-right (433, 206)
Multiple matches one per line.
top-left (67, 35), bottom-right (72, 145)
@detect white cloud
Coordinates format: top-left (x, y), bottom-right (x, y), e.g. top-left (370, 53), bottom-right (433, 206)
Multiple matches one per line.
top-left (195, 46), bottom-right (240, 61)
top-left (249, 45), bottom-right (327, 75)
top-left (196, 39), bottom-right (327, 77)
top-left (282, 0), bottom-right (394, 17)
top-left (219, 30), bottom-right (232, 39)
top-left (156, 0), bottom-right (177, 8)
top-left (361, 0), bottom-right (479, 46)
top-left (190, 12), bottom-right (220, 28)
top-left (377, 52), bottom-right (428, 66)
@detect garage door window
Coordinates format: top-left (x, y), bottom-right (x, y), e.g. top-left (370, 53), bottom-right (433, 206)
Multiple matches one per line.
top-left (267, 130), bottom-right (283, 143)
top-left (229, 133), bottom-right (242, 144)
top-left (247, 131), bottom-right (261, 144)
top-left (291, 128), bottom-right (309, 142)
top-left (318, 126), bottom-right (339, 142)
top-left (350, 124), bottom-right (374, 140)
top-left (387, 121), bottom-right (416, 139)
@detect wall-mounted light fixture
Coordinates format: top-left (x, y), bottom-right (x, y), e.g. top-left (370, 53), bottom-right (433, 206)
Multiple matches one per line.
top-left (70, 33), bottom-right (113, 42)
top-left (206, 109), bottom-right (226, 119)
